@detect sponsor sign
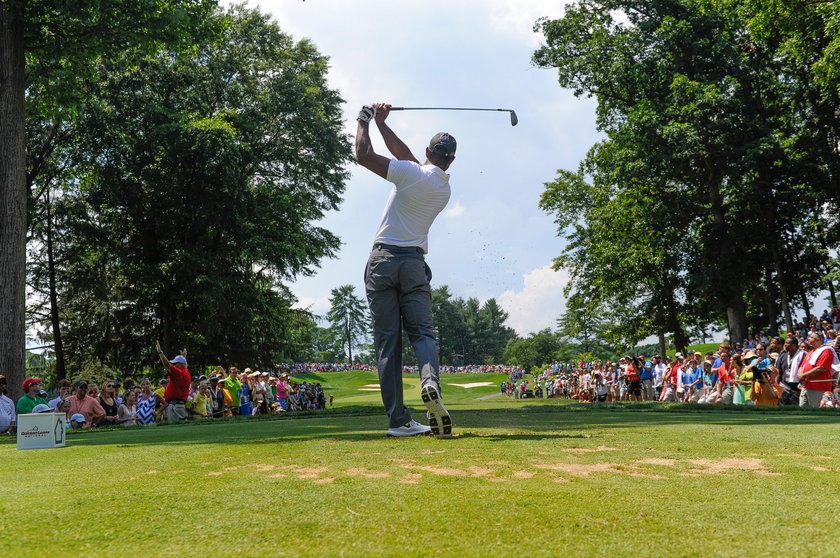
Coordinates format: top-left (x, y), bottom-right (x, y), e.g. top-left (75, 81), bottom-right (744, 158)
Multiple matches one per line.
top-left (17, 412), bottom-right (66, 450)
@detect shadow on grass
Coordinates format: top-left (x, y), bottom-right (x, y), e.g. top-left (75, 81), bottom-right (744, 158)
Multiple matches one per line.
top-left (18, 403), bottom-right (834, 449)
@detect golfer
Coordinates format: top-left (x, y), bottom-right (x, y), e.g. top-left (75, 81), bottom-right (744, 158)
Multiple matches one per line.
top-left (355, 102), bottom-right (453, 438)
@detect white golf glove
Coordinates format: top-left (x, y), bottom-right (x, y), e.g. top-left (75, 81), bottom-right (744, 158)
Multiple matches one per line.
top-left (357, 105), bottom-right (376, 123)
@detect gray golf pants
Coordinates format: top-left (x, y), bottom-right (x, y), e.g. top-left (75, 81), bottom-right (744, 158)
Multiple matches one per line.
top-left (365, 244), bottom-right (440, 428)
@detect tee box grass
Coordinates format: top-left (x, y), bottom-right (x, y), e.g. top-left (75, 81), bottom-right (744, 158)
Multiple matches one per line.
top-left (1, 370), bottom-right (838, 557)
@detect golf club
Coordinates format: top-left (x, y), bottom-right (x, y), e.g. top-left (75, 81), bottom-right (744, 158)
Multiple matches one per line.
top-left (389, 106), bottom-right (518, 127)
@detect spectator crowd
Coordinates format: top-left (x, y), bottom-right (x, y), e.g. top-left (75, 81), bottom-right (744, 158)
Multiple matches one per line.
top-left (3, 312), bottom-right (839, 435)
top-left (529, 319), bottom-right (839, 408)
top-left (1, 361), bottom-right (332, 434)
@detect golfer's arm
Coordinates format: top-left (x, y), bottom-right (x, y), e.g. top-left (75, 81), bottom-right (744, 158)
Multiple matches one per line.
top-left (376, 121), bottom-right (419, 163)
top-left (355, 121), bottom-right (390, 178)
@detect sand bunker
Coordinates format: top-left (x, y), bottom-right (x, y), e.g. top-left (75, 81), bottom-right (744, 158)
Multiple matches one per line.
top-left (449, 382), bottom-right (495, 389)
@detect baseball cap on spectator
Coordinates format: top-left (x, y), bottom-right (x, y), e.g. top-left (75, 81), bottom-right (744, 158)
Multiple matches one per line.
top-left (170, 355), bottom-right (187, 366)
top-left (198, 375), bottom-right (207, 381)
top-left (38, 389), bottom-right (48, 398)
top-left (429, 132), bottom-right (457, 158)
top-left (32, 404), bottom-right (52, 413)
top-left (22, 378), bottom-right (42, 391)
top-left (209, 376), bottom-right (219, 384)
top-left (675, 352), bottom-right (683, 358)
top-left (75, 380), bottom-right (89, 389)
top-left (69, 413), bottom-right (86, 423)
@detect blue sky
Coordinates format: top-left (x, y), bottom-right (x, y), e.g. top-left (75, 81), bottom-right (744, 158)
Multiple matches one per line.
top-left (249, 0), bottom-right (602, 335)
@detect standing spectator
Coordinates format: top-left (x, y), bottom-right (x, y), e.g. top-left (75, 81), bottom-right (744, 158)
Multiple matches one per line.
top-left (275, 373), bottom-right (289, 411)
top-left (0, 375), bottom-right (16, 435)
top-left (253, 372), bottom-right (271, 415)
top-left (208, 376), bottom-right (230, 418)
top-left (714, 351), bottom-right (735, 404)
top-left (87, 382), bottom-right (99, 400)
top-left (749, 344), bottom-right (781, 406)
top-left (190, 382), bottom-right (211, 419)
top-left (220, 367), bottom-right (242, 415)
top-left (155, 341), bottom-right (191, 422)
top-left (732, 352), bottom-right (753, 405)
top-left (97, 380), bottom-right (120, 427)
top-left (776, 337), bottom-right (804, 406)
top-left (638, 354), bottom-right (653, 401)
top-left (652, 356), bottom-right (666, 400)
top-left (48, 379), bottom-right (72, 409)
top-left (117, 391), bottom-right (138, 426)
top-left (17, 377), bottom-right (48, 414)
top-left (66, 380), bottom-right (106, 428)
top-left (798, 332), bottom-right (839, 408)
top-left (239, 372), bottom-right (253, 416)
top-left (136, 378), bottom-right (165, 425)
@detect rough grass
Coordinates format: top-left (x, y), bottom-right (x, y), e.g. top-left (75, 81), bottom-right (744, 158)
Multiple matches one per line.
top-left (2, 373), bottom-right (838, 557)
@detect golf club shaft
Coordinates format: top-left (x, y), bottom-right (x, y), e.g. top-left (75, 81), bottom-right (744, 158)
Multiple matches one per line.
top-left (389, 107), bottom-right (506, 112)
top-left (388, 106), bottom-right (518, 126)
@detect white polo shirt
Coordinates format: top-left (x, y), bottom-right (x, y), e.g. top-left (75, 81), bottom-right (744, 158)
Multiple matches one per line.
top-left (373, 159), bottom-right (451, 254)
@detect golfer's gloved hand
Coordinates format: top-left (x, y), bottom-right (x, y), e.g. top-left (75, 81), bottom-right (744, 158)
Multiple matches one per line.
top-left (357, 105), bottom-right (376, 123)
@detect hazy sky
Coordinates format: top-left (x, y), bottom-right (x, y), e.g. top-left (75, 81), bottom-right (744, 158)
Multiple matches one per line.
top-left (247, 0), bottom-right (601, 335)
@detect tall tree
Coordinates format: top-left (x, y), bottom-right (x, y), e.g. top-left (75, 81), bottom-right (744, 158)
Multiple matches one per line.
top-left (2, 0), bottom-right (215, 398)
top-left (533, 0), bottom-right (834, 345)
top-left (326, 285), bottom-right (370, 364)
top-left (24, 5), bottom-right (352, 374)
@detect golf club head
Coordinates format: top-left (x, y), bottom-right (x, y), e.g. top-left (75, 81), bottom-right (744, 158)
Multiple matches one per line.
top-left (508, 110), bottom-right (518, 126)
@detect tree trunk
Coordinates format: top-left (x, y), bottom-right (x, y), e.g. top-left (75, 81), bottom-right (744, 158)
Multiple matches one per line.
top-left (0, 1), bottom-right (26, 401)
top-left (657, 332), bottom-right (666, 360)
top-left (45, 192), bottom-right (66, 381)
top-left (770, 244), bottom-right (793, 333)
top-left (800, 293), bottom-right (811, 321)
top-left (726, 300), bottom-right (748, 345)
top-left (764, 267), bottom-right (777, 335)
top-left (346, 317), bottom-right (352, 364)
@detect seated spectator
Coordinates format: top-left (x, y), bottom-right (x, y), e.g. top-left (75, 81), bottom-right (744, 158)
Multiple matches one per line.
top-left (48, 379), bottom-right (72, 409)
top-left (819, 391), bottom-right (834, 408)
top-left (55, 399), bottom-right (71, 419)
top-left (117, 391), bottom-right (138, 425)
top-left (17, 377), bottom-right (48, 414)
top-left (69, 413), bottom-right (87, 429)
top-left (66, 380), bottom-right (106, 428)
top-left (0, 375), bottom-right (16, 435)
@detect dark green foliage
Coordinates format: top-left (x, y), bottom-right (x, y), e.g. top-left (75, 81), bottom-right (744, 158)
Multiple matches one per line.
top-left (534, 0), bottom-right (840, 347)
top-left (26, 5), bottom-right (352, 375)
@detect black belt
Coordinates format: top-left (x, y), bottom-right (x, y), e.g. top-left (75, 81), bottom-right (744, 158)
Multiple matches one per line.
top-left (373, 243), bottom-right (423, 254)
top-left (168, 399), bottom-right (186, 404)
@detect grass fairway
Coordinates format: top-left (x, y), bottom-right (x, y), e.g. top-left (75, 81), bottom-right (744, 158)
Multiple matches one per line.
top-left (2, 376), bottom-right (838, 557)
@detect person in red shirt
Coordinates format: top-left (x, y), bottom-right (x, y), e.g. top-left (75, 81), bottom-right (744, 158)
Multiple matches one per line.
top-left (798, 332), bottom-right (838, 408)
top-left (155, 341), bottom-right (191, 422)
top-left (714, 353), bottom-right (735, 404)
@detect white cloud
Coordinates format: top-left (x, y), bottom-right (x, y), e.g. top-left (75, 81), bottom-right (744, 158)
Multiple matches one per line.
top-left (444, 201), bottom-right (466, 218)
top-left (498, 265), bottom-right (569, 336)
top-left (292, 295), bottom-right (331, 319)
top-left (485, 0), bottom-right (567, 47)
